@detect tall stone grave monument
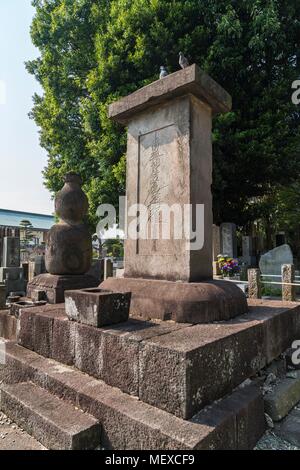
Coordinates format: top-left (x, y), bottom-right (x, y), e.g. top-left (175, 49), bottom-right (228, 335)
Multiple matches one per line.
top-left (27, 173), bottom-right (98, 303)
top-left (0, 237), bottom-right (25, 295)
top-left (102, 64), bottom-right (247, 322)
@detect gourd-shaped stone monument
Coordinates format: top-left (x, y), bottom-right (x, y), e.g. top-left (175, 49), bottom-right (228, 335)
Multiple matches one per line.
top-left (46, 173), bottom-right (92, 275)
top-left (27, 173), bottom-right (98, 303)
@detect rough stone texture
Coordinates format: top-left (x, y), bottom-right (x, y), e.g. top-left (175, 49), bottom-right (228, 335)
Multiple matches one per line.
top-left (109, 64), bottom-right (232, 123)
top-left (0, 311), bottom-right (17, 341)
top-left (0, 285), bottom-right (6, 310)
top-left (275, 408), bottom-right (300, 447)
top-left (0, 382), bottom-right (101, 450)
top-left (65, 288), bottom-right (131, 327)
top-left (248, 268), bottom-right (262, 299)
top-left (220, 223), bottom-right (237, 258)
top-left (264, 371), bottom-right (300, 421)
top-left (1, 342), bottom-right (265, 450)
top-left (13, 299), bottom-right (300, 419)
top-left (100, 277), bottom-right (248, 323)
top-left (27, 273), bottom-right (98, 304)
top-left (282, 264), bottom-right (296, 302)
top-left (259, 244), bottom-right (293, 276)
top-left (46, 173), bottom-right (92, 275)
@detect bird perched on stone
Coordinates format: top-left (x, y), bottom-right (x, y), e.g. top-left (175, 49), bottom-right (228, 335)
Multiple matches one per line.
top-left (159, 66), bottom-right (169, 79)
top-left (179, 52), bottom-right (189, 69)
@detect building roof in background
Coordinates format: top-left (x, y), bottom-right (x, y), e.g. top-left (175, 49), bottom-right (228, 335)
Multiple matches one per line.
top-left (0, 208), bottom-right (54, 231)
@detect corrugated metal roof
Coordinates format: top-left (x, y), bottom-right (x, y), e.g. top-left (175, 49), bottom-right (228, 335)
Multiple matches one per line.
top-left (0, 209), bottom-right (54, 231)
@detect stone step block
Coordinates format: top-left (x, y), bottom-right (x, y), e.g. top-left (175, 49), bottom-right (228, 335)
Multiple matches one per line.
top-left (2, 342), bottom-right (265, 450)
top-left (264, 371), bottom-right (300, 421)
top-left (0, 381), bottom-right (101, 450)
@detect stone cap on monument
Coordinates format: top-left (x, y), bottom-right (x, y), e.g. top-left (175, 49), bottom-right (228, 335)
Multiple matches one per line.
top-left (109, 64), bottom-right (232, 124)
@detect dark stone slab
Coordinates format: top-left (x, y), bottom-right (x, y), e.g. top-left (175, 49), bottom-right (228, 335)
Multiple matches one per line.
top-left (109, 64), bottom-right (232, 124)
top-left (65, 288), bottom-right (131, 327)
top-left (27, 273), bottom-right (98, 304)
top-left (100, 277), bottom-right (248, 323)
top-left (2, 342), bottom-right (265, 450)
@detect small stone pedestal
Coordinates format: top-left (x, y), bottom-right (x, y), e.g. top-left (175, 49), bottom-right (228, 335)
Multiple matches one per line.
top-left (101, 64), bottom-right (247, 322)
top-left (27, 273), bottom-right (98, 304)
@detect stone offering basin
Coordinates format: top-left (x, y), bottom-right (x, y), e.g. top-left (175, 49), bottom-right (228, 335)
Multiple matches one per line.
top-left (65, 288), bottom-right (131, 328)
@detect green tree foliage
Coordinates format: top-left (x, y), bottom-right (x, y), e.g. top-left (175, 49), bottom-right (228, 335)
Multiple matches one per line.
top-left (27, 0), bottom-right (300, 229)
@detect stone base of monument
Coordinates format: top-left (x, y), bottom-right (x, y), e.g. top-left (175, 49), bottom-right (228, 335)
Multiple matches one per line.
top-left (1, 299), bottom-right (300, 449)
top-left (27, 273), bottom-right (99, 304)
top-left (100, 277), bottom-right (248, 323)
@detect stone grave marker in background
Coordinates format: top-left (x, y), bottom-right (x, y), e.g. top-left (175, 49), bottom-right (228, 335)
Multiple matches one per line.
top-left (0, 236), bottom-right (25, 296)
top-left (221, 223), bottom-right (237, 258)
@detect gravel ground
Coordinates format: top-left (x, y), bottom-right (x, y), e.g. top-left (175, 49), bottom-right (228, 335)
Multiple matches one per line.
top-left (0, 411), bottom-right (46, 450)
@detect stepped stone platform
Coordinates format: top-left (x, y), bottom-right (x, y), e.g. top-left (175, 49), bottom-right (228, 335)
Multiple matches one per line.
top-left (1, 342), bottom-right (264, 450)
top-left (0, 298), bottom-right (299, 449)
top-left (5, 300), bottom-right (300, 419)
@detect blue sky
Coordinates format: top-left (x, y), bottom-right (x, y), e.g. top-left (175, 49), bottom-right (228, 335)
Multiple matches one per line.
top-left (0, 0), bottom-right (53, 215)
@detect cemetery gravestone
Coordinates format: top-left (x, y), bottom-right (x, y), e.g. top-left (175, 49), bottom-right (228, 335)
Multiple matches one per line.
top-left (0, 237), bottom-right (25, 296)
top-left (221, 223), bottom-right (237, 258)
top-left (259, 244), bottom-right (293, 276)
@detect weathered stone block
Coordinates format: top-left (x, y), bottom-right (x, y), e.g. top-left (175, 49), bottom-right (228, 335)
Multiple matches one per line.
top-left (264, 371), bottom-right (300, 421)
top-left (248, 268), bottom-right (262, 299)
top-left (282, 264), bottom-right (296, 302)
top-left (52, 316), bottom-right (76, 365)
top-left (139, 319), bottom-right (265, 419)
top-left (65, 288), bottom-right (131, 327)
